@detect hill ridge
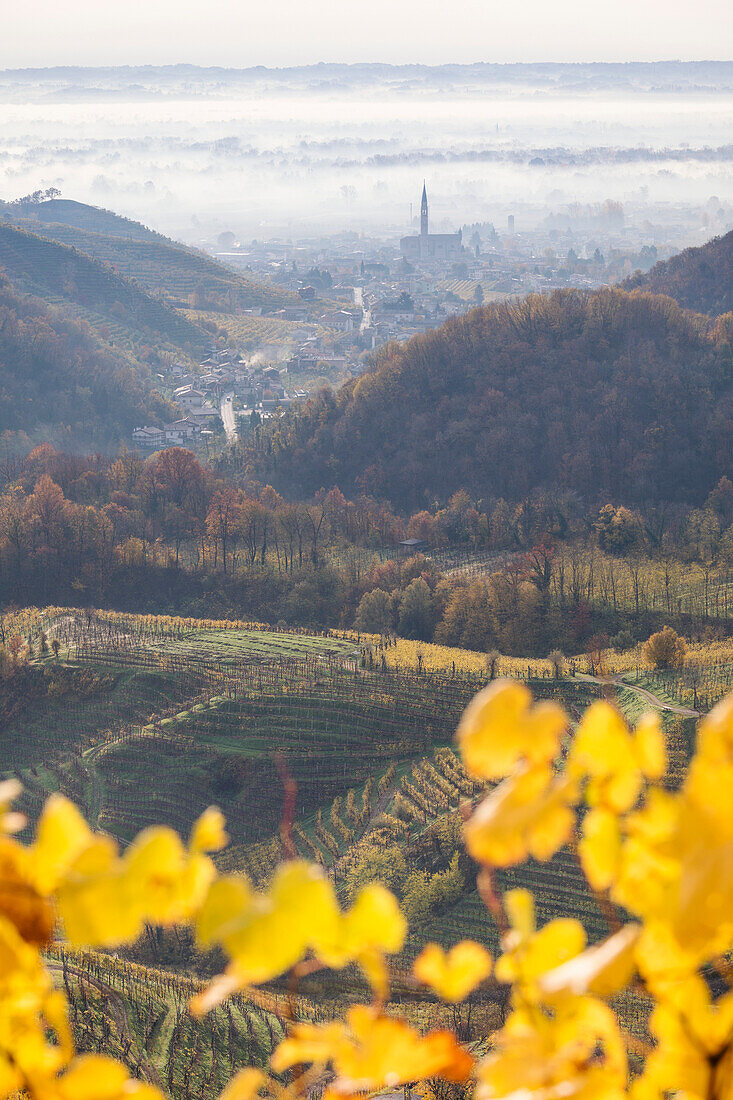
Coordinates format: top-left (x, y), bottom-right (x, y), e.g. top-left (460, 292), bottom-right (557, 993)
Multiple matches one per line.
top-left (253, 286), bottom-right (733, 508)
top-left (0, 221), bottom-right (205, 349)
top-left (623, 228), bottom-right (733, 316)
top-left (1, 199), bottom-right (303, 313)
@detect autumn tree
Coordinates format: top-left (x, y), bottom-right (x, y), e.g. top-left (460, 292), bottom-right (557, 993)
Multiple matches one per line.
top-left (548, 649), bottom-right (565, 679)
top-left (355, 588), bottom-right (392, 634)
top-left (642, 625), bottom-right (687, 670)
top-left (206, 489), bottom-right (241, 573)
top-left (398, 578), bottom-right (436, 641)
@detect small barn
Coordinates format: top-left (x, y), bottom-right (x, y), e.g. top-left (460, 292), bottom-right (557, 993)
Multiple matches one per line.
top-left (397, 538), bottom-right (427, 556)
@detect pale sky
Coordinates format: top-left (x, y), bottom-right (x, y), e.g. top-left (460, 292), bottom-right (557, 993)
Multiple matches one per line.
top-left (2, 0), bottom-right (733, 68)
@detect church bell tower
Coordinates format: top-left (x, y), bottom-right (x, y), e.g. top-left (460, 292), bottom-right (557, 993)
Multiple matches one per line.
top-left (419, 182), bottom-right (429, 260)
top-left (420, 181), bottom-right (429, 238)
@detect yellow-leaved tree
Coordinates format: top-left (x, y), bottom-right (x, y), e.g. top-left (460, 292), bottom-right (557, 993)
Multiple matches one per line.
top-left (1, 680), bottom-right (733, 1099)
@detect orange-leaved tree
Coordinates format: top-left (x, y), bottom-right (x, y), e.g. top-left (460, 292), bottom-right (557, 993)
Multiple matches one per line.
top-left (642, 626), bottom-right (687, 670)
top-left (1, 680), bottom-right (733, 1099)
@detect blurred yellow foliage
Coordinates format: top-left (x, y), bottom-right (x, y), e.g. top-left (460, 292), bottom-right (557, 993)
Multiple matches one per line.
top-left (413, 941), bottom-right (492, 1002)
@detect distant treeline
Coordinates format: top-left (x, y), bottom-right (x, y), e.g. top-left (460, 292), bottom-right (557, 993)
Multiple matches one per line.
top-left (2, 444), bottom-right (732, 655)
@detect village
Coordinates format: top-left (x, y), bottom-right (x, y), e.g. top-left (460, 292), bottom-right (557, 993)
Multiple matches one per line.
top-left (132, 184), bottom-right (725, 451)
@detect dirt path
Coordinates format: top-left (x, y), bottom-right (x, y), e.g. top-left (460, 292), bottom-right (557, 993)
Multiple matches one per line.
top-left (577, 673), bottom-right (700, 718)
top-left (83, 743), bottom-right (108, 829)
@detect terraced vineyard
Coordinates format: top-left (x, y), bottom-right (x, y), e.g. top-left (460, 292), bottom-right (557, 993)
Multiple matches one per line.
top-left (182, 309), bottom-right (330, 353)
top-left (49, 949), bottom-right (284, 1100)
top-left (42, 295), bottom-right (199, 363)
top-left (437, 278), bottom-right (508, 302)
top-left (1, 607), bottom-right (712, 1096)
top-left (6, 217), bottom-right (299, 312)
top-left (91, 660), bottom-right (482, 845)
top-left (0, 222), bottom-right (204, 348)
top-left (146, 627), bottom-right (360, 663)
top-left (422, 844), bottom-right (608, 953)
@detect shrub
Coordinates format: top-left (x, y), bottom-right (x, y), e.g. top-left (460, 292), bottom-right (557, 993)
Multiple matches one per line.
top-left (642, 625), bottom-right (687, 669)
top-left (610, 629), bottom-right (635, 652)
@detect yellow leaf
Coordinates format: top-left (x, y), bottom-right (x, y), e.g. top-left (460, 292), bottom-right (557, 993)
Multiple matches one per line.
top-left (464, 765), bottom-right (575, 866)
top-left (0, 778), bottom-right (22, 807)
top-left (32, 795), bottom-right (93, 894)
top-left (634, 714), bottom-right (666, 779)
top-left (197, 862), bottom-right (341, 988)
top-left (190, 807), bottom-right (228, 854)
top-left (217, 1068), bottom-right (265, 1100)
top-left (57, 867), bottom-right (142, 947)
top-left (272, 1020), bottom-right (349, 1074)
top-left (196, 875), bottom-right (254, 948)
top-left (578, 807), bottom-right (621, 891)
top-left (340, 1006), bottom-right (473, 1091)
top-left (0, 777), bottom-right (25, 835)
top-left (496, 917), bottom-right (586, 990)
top-left (539, 924), bottom-right (640, 999)
top-left (56, 1055), bottom-right (165, 1099)
top-left (570, 702), bottom-right (665, 813)
top-left (0, 838), bottom-right (55, 945)
top-left (456, 680), bottom-right (567, 780)
top-left (122, 826), bottom-right (215, 926)
top-left (503, 888), bottom-right (535, 938)
top-left (273, 1007), bottom-right (473, 1091)
top-left (271, 861), bottom-right (341, 956)
top-left (413, 941), bottom-right (492, 1001)
top-left (336, 882), bottom-right (407, 960)
top-left (476, 998), bottom-right (626, 1100)
top-left (356, 947), bottom-right (390, 1003)
top-left (190, 970), bottom-right (242, 1017)
top-left (695, 692), bottom-right (733, 765)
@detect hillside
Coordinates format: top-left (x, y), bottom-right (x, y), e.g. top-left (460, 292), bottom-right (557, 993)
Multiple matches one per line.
top-left (255, 288), bottom-right (733, 508)
top-left (0, 611), bottom-right (606, 956)
top-left (1, 200), bottom-right (302, 312)
top-left (0, 222), bottom-right (205, 349)
top-left (1, 610), bottom-right (700, 973)
top-left (624, 229), bottom-right (733, 315)
top-left (0, 607), bottom-right (716, 1096)
top-left (0, 275), bottom-right (174, 449)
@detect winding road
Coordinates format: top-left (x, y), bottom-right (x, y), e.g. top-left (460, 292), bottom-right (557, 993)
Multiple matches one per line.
top-left (220, 391), bottom-right (237, 442)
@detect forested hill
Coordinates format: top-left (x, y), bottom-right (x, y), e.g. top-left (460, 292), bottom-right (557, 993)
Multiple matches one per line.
top-left (0, 200), bottom-right (301, 313)
top-left (0, 222), bottom-right (204, 349)
top-left (624, 230), bottom-right (733, 316)
top-left (0, 275), bottom-right (174, 450)
top-left (257, 288), bottom-right (733, 509)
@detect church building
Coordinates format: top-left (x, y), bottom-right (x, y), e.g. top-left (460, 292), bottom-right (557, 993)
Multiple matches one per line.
top-left (400, 183), bottom-right (463, 263)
